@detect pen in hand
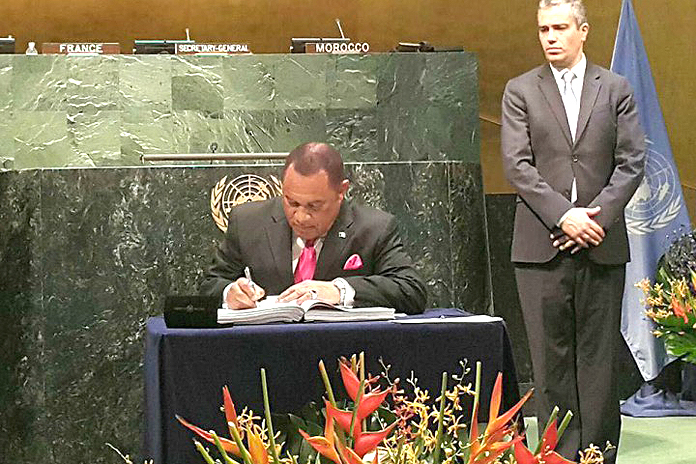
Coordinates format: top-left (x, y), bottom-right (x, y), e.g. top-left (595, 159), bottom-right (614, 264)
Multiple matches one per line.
top-left (244, 266), bottom-right (256, 291)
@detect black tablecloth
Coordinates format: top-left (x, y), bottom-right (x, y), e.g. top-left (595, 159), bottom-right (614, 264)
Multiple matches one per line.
top-left (144, 308), bottom-right (520, 464)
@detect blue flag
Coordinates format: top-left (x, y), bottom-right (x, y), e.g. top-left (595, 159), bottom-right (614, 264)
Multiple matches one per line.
top-left (611, 0), bottom-right (691, 381)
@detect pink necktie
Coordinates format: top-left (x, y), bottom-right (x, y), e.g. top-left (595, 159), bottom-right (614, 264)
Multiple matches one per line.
top-left (294, 240), bottom-right (316, 283)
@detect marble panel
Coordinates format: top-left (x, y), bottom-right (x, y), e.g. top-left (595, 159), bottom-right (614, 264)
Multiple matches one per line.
top-left (274, 54), bottom-right (328, 110)
top-left (327, 54), bottom-right (378, 110)
top-left (266, 109), bottom-right (328, 152)
top-left (222, 109), bottom-right (278, 153)
top-left (376, 52), bottom-right (426, 160)
top-left (0, 55), bottom-right (13, 112)
top-left (450, 163), bottom-right (489, 312)
top-left (0, 57), bottom-right (13, 165)
top-left (36, 168), bottom-right (212, 461)
top-left (326, 109), bottom-right (379, 161)
top-left (0, 170), bottom-right (48, 462)
top-left (424, 53), bottom-right (479, 163)
top-left (118, 55), bottom-right (172, 113)
top-left (0, 121), bottom-right (12, 170)
top-left (376, 52), bottom-right (479, 162)
top-left (1, 53), bottom-right (478, 167)
top-left (65, 56), bottom-right (120, 116)
top-left (172, 75), bottom-right (224, 114)
top-left (11, 111), bottom-right (74, 169)
top-left (171, 56), bottom-right (224, 114)
top-left (222, 54), bottom-right (276, 110)
top-left (68, 110), bottom-right (124, 166)
top-left (169, 109), bottom-right (327, 157)
top-left (386, 162), bottom-right (454, 307)
top-left (170, 110), bottom-right (231, 155)
top-left (10, 55), bottom-right (68, 112)
top-left (120, 107), bottom-right (174, 160)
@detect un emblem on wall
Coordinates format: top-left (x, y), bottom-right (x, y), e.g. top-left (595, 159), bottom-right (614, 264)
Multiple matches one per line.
top-left (210, 174), bottom-right (282, 232)
top-left (625, 139), bottom-right (683, 235)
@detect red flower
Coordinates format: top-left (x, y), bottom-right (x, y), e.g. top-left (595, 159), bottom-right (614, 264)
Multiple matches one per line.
top-left (177, 414), bottom-right (241, 456)
top-left (514, 421), bottom-right (576, 464)
top-left (324, 400), bottom-right (396, 457)
top-left (178, 385), bottom-right (268, 464)
top-left (223, 385), bottom-right (239, 428)
top-left (299, 415), bottom-right (341, 464)
top-left (353, 423), bottom-right (396, 457)
top-left (467, 373), bottom-right (533, 464)
top-left (326, 401), bottom-right (361, 437)
top-left (339, 361), bottom-right (391, 420)
top-left (300, 363), bottom-right (396, 463)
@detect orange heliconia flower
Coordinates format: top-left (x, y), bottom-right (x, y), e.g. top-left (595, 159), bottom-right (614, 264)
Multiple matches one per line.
top-left (177, 414), bottom-right (241, 456)
top-left (339, 361), bottom-right (392, 420)
top-left (223, 385), bottom-right (239, 429)
top-left (178, 385), bottom-right (269, 464)
top-left (467, 372), bottom-right (533, 464)
top-left (300, 362), bottom-right (395, 463)
top-left (514, 421), bottom-right (576, 464)
top-left (299, 428), bottom-right (341, 464)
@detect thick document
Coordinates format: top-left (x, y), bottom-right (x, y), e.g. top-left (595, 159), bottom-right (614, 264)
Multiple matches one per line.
top-left (217, 296), bottom-right (395, 325)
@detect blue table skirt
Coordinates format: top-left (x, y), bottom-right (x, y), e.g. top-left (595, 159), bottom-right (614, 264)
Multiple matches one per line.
top-left (144, 308), bottom-right (520, 464)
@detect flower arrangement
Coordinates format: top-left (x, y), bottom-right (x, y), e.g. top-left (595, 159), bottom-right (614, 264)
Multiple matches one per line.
top-left (638, 231), bottom-right (696, 364)
top-left (174, 354), bottom-right (606, 464)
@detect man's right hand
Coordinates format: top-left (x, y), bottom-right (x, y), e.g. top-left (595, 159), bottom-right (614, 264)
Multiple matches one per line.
top-left (557, 206), bottom-right (605, 250)
top-left (225, 278), bottom-right (266, 309)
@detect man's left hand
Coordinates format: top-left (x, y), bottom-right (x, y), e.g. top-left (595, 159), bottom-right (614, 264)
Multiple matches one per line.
top-left (278, 280), bottom-right (341, 304)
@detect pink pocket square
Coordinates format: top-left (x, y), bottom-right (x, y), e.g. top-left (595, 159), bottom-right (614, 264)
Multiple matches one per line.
top-left (343, 254), bottom-right (363, 271)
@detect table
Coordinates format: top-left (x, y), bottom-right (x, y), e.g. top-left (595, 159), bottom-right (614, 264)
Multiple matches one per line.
top-left (144, 309), bottom-right (520, 464)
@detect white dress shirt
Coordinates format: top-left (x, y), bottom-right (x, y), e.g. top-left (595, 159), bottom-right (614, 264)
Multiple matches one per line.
top-left (552, 54), bottom-right (586, 224)
top-left (222, 235), bottom-right (355, 307)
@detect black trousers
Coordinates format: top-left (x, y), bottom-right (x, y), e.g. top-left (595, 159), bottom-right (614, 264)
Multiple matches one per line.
top-left (515, 253), bottom-right (625, 464)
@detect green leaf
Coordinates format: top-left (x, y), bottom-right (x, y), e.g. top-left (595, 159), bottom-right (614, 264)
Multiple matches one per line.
top-left (287, 414), bottom-right (308, 431)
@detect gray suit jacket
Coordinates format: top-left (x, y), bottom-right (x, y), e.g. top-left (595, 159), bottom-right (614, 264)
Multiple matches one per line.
top-left (501, 62), bottom-right (645, 264)
top-left (200, 197), bottom-right (427, 314)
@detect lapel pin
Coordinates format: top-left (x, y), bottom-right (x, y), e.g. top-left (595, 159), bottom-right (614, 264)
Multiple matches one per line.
top-left (338, 231), bottom-right (346, 239)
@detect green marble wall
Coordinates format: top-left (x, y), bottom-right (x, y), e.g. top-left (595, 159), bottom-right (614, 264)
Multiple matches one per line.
top-left (0, 52), bottom-right (478, 169)
top-left (0, 162), bottom-right (487, 463)
top-left (0, 52), bottom-right (486, 464)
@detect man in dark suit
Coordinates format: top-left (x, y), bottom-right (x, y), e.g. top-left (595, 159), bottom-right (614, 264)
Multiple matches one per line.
top-left (200, 142), bottom-right (427, 315)
top-left (501, 1), bottom-right (645, 461)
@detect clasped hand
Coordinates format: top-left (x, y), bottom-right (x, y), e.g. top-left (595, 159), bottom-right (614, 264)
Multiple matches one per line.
top-left (551, 206), bottom-right (605, 254)
top-left (225, 278), bottom-right (340, 310)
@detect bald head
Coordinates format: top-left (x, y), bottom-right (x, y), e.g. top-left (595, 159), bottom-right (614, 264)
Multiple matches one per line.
top-left (282, 142), bottom-right (346, 190)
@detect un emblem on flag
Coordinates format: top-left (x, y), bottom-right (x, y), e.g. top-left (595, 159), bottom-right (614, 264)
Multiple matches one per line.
top-left (210, 174), bottom-right (282, 232)
top-left (625, 139), bottom-right (683, 235)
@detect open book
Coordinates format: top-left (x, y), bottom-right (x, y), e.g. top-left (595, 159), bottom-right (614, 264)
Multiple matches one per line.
top-left (217, 296), bottom-right (395, 325)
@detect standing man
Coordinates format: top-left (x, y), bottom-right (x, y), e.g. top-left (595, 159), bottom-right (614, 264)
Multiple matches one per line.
top-left (501, 1), bottom-right (645, 462)
top-left (200, 142), bottom-right (427, 315)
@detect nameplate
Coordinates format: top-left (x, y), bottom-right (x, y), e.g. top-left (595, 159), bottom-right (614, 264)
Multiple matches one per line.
top-left (42, 43), bottom-right (121, 55)
top-left (175, 43), bottom-right (251, 55)
top-left (305, 42), bottom-right (370, 54)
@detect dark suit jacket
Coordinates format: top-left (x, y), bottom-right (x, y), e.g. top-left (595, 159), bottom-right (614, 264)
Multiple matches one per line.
top-left (501, 62), bottom-right (645, 264)
top-left (200, 197), bottom-right (427, 314)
